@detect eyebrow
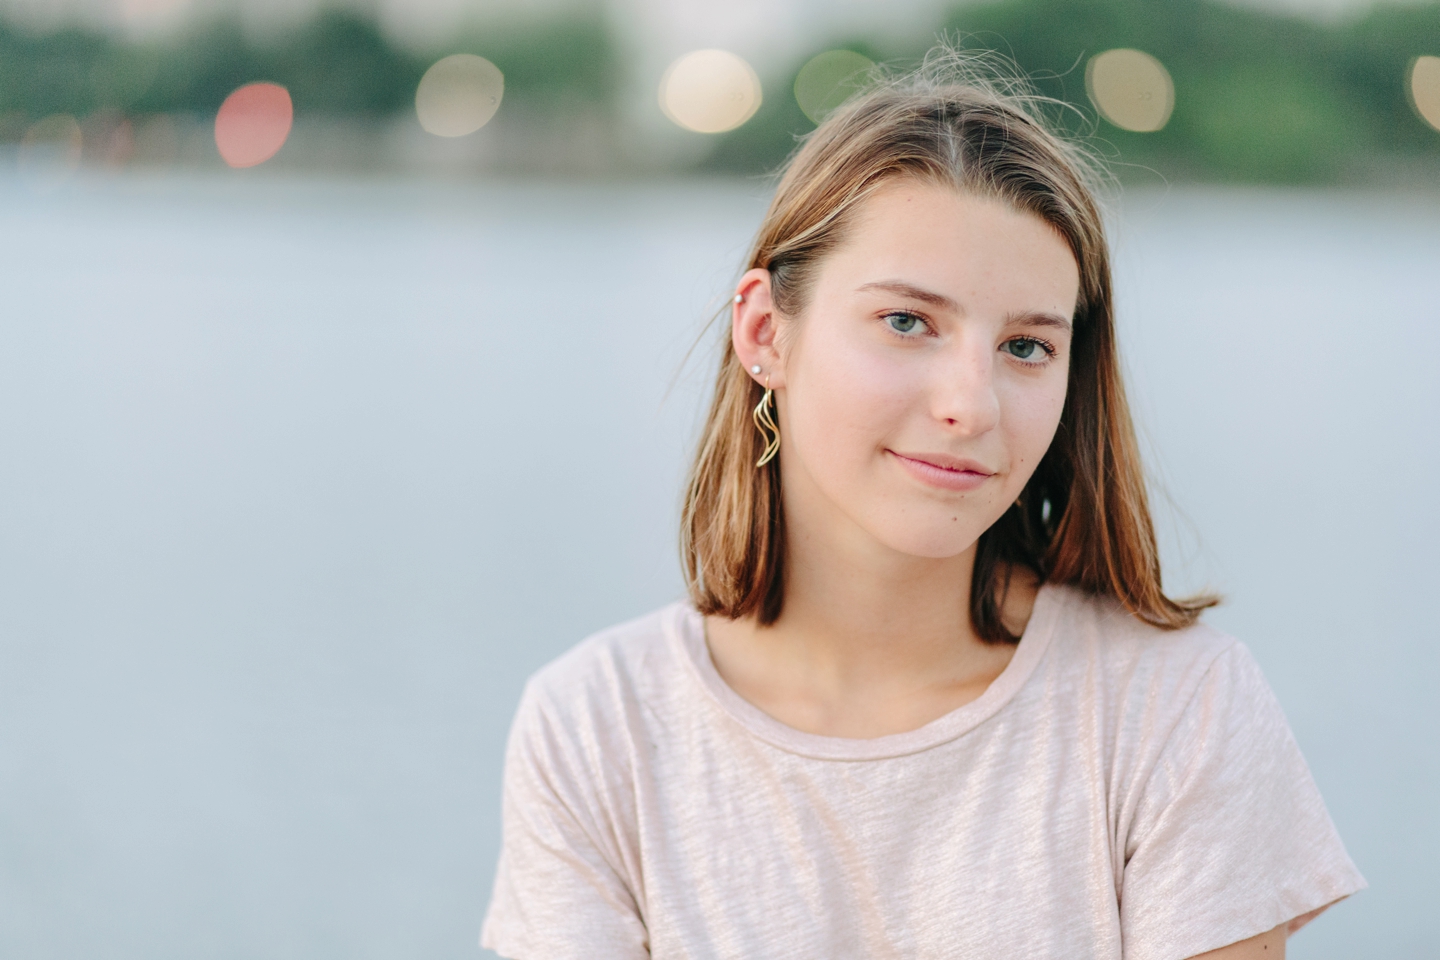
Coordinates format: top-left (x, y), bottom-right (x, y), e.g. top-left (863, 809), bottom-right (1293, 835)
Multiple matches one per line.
top-left (1006, 311), bottom-right (1074, 333)
top-left (856, 280), bottom-right (1074, 332)
top-left (856, 280), bottom-right (958, 310)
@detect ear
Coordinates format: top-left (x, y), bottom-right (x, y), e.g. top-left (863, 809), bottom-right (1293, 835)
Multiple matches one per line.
top-left (731, 267), bottom-right (787, 390)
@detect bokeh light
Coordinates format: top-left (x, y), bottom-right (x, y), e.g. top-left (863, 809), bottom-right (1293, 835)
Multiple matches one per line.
top-left (214, 82), bottom-right (293, 169)
top-left (1086, 49), bottom-right (1175, 133)
top-left (1410, 56), bottom-right (1440, 133)
top-left (415, 54), bottom-right (505, 138)
top-left (659, 49), bottom-right (762, 134)
top-left (18, 114), bottom-right (83, 187)
top-left (794, 50), bottom-right (874, 124)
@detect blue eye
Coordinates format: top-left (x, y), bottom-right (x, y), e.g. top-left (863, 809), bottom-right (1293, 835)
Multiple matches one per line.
top-left (1004, 337), bottom-right (1049, 361)
top-left (885, 312), bottom-right (923, 335)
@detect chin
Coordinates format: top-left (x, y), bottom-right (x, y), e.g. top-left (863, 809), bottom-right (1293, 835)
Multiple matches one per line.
top-left (868, 511), bottom-right (994, 560)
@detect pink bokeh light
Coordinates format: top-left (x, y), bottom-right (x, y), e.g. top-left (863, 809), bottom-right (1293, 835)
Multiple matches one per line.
top-left (214, 82), bottom-right (293, 169)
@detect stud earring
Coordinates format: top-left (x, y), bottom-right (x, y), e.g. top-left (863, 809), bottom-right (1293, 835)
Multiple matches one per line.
top-left (733, 294), bottom-right (743, 304)
top-left (750, 365), bottom-right (762, 374)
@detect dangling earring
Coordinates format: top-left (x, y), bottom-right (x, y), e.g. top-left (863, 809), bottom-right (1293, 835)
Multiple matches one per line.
top-left (752, 375), bottom-right (780, 468)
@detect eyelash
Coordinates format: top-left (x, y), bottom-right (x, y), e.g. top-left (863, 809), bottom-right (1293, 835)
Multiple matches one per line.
top-left (1005, 335), bottom-right (1058, 366)
top-left (880, 311), bottom-right (1059, 366)
top-left (880, 310), bottom-right (933, 339)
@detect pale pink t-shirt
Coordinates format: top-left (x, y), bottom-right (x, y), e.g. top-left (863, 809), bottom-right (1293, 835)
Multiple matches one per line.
top-left (482, 584), bottom-right (1364, 959)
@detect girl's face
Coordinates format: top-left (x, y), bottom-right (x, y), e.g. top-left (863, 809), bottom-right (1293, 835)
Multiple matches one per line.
top-left (738, 179), bottom-right (1080, 560)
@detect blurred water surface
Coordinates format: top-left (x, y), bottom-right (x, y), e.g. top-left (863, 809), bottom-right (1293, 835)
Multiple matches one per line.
top-left (0, 174), bottom-right (1435, 959)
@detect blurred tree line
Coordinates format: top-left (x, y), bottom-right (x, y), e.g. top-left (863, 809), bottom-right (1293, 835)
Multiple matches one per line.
top-left (0, 0), bottom-right (1436, 183)
top-left (0, 9), bottom-right (618, 124)
top-left (719, 0), bottom-right (1440, 182)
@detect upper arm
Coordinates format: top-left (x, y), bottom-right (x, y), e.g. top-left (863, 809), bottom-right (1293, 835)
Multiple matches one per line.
top-left (1118, 644), bottom-right (1363, 960)
top-left (481, 686), bottom-right (650, 960)
top-left (1187, 923), bottom-right (1285, 959)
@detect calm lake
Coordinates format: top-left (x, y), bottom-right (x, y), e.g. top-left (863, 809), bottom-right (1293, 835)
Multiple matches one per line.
top-left (0, 173), bottom-right (1436, 958)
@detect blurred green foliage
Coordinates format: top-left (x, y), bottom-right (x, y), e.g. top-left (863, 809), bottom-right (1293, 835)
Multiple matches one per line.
top-left (708, 0), bottom-right (1440, 183)
top-left (0, 10), bottom-right (618, 121)
top-left (944, 0), bottom-right (1440, 181)
top-left (0, 0), bottom-right (1436, 182)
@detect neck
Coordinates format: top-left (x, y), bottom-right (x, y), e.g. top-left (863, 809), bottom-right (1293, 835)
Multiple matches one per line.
top-left (703, 467), bottom-right (1034, 739)
top-left (775, 523), bottom-right (982, 685)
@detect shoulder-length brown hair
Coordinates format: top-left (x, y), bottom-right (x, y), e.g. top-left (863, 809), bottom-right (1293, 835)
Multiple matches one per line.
top-left (681, 53), bottom-right (1215, 641)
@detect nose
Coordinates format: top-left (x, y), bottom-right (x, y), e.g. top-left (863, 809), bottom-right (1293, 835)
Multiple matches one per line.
top-left (932, 342), bottom-right (1000, 437)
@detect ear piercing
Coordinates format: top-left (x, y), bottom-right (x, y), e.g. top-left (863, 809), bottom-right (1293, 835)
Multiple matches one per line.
top-left (740, 297), bottom-right (762, 377)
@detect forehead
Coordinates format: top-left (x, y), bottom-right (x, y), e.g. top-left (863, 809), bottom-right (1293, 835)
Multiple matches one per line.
top-left (819, 178), bottom-right (1081, 314)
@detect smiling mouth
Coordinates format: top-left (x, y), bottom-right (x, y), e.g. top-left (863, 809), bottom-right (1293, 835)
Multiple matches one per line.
top-left (887, 450), bottom-right (996, 492)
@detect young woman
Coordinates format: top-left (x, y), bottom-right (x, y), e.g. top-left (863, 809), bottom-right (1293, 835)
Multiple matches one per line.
top-left (481, 61), bottom-right (1363, 959)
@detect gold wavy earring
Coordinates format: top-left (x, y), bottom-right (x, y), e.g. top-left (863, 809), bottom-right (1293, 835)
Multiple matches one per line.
top-left (752, 376), bottom-right (780, 468)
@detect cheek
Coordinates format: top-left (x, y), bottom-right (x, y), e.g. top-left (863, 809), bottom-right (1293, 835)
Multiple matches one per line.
top-left (998, 372), bottom-right (1068, 474)
top-left (783, 330), bottom-right (911, 463)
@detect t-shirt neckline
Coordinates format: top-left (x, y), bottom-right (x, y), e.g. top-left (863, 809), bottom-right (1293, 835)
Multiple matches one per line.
top-left (666, 582), bottom-right (1062, 761)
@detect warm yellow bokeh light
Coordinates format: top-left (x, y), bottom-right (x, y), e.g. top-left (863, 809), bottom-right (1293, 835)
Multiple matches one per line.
top-left (794, 50), bottom-right (874, 124)
top-left (659, 50), bottom-right (762, 134)
top-left (1086, 49), bottom-right (1175, 133)
top-left (416, 54), bottom-right (504, 138)
top-left (1410, 56), bottom-right (1440, 133)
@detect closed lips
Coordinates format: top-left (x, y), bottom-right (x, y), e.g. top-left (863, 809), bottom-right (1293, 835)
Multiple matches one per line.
top-left (888, 451), bottom-right (995, 490)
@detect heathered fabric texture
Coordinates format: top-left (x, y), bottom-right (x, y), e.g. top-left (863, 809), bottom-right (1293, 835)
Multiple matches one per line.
top-left (482, 584), bottom-right (1363, 959)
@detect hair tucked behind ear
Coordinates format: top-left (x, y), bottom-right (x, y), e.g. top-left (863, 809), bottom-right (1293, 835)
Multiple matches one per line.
top-left (681, 47), bottom-right (1216, 639)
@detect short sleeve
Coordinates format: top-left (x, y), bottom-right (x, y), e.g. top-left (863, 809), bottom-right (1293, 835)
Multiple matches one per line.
top-left (481, 683), bottom-right (650, 960)
top-left (1118, 643), bottom-right (1365, 960)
